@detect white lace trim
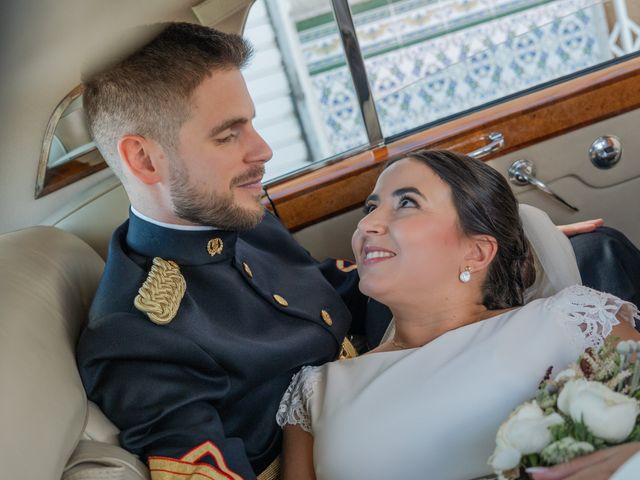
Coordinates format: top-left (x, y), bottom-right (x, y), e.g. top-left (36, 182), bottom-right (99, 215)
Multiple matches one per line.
top-left (548, 285), bottom-right (640, 350)
top-left (276, 365), bottom-right (322, 433)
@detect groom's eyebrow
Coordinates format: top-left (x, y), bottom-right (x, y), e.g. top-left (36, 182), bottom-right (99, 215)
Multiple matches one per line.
top-left (392, 187), bottom-right (426, 199)
top-left (208, 111), bottom-right (256, 138)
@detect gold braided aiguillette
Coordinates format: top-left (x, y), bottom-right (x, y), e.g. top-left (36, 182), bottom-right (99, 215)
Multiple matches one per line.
top-left (134, 257), bottom-right (186, 325)
top-left (339, 337), bottom-right (358, 359)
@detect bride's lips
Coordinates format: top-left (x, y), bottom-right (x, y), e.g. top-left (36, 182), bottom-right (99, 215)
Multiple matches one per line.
top-left (362, 245), bottom-right (396, 266)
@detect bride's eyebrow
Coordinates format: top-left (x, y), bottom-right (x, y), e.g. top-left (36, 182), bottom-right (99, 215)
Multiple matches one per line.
top-left (365, 193), bottom-right (379, 204)
top-left (392, 187), bottom-right (426, 200)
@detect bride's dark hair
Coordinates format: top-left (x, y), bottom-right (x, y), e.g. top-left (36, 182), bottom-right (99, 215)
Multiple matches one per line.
top-left (386, 149), bottom-right (536, 309)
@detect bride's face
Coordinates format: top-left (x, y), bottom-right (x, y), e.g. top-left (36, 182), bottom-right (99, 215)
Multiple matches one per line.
top-left (352, 158), bottom-right (467, 304)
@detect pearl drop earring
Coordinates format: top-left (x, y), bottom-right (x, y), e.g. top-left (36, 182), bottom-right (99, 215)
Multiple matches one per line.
top-left (459, 266), bottom-right (472, 283)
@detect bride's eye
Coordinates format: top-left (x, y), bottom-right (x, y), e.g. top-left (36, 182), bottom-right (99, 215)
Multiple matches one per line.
top-left (398, 196), bottom-right (418, 209)
top-left (362, 203), bottom-right (377, 214)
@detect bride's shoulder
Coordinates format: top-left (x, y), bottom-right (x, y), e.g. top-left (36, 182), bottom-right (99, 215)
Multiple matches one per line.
top-left (541, 285), bottom-right (639, 348)
top-left (294, 364), bottom-right (325, 386)
top-left (282, 365), bottom-right (326, 407)
top-left (276, 365), bottom-right (326, 432)
top-left (543, 285), bottom-right (633, 315)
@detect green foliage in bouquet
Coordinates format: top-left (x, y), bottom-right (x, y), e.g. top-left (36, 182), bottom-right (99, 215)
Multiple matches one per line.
top-left (548, 419), bottom-right (606, 447)
top-left (629, 423), bottom-right (640, 442)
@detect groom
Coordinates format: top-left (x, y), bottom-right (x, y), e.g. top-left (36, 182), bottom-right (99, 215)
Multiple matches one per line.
top-left (76, 22), bottom-right (640, 480)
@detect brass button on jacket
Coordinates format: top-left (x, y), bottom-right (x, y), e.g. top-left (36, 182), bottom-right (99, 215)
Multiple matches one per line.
top-left (273, 294), bottom-right (288, 307)
top-left (243, 262), bottom-right (253, 278)
top-left (321, 309), bottom-right (333, 326)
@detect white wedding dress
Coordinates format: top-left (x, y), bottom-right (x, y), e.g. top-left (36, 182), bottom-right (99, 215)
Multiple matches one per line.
top-left (277, 286), bottom-right (639, 480)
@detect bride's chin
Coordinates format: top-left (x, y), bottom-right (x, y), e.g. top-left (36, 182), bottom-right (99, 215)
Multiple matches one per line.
top-left (358, 279), bottom-right (390, 303)
top-left (358, 280), bottom-right (373, 297)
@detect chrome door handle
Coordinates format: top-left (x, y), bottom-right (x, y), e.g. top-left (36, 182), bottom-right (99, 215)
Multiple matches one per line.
top-left (589, 135), bottom-right (622, 169)
top-left (508, 159), bottom-right (579, 212)
top-left (468, 132), bottom-right (504, 159)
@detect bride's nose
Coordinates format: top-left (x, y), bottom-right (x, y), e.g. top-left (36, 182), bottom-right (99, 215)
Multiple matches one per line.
top-left (356, 209), bottom-right (387, 235)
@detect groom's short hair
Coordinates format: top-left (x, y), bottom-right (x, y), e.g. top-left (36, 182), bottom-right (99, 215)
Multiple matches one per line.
top-left (82, 22), bottom-right (253, 181)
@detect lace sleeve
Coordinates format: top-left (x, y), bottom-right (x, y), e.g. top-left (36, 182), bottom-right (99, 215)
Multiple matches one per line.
top-left (276, 365), bottom-right (322, 433)
top-left (548, 285), bottom-right (640, 350)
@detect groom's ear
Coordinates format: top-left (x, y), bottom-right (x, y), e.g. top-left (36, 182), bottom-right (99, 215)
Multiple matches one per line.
top-left (463, 235), bottom-right (498, 273)
top-left (118, 134), bottom-right (166, 185)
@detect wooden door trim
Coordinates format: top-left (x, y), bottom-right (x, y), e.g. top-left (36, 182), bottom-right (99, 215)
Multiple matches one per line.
top-left (266, 56), bottom-right (640, 231)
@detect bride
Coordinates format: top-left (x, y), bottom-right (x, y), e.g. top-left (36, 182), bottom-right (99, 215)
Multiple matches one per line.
top-left (276, 150), bottom-right (640, 480)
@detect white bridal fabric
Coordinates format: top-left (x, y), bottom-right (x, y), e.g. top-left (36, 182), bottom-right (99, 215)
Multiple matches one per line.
top-left (277, 286), bottom-right (639, 480)
top-left (519, 203), bottom-right (582, 302)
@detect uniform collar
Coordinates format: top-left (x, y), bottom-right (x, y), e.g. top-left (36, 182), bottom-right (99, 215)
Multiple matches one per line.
top-left (130, 206), bottom-right (218, 231)
top-left (126, 209), bottom-right (238, 265)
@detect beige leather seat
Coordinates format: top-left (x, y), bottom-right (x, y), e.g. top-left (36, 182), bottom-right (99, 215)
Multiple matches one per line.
top-left (0, 226), bottom-right (148, 480)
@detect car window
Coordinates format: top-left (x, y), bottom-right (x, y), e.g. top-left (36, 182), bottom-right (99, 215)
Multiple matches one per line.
top-left (246, 0), bottom-right (640, 182)
top-left (351, 0), bottom-right (639, 139)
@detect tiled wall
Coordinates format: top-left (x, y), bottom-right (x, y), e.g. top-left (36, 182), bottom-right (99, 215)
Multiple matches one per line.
top-left (295, 0), bottom-right (612, 153)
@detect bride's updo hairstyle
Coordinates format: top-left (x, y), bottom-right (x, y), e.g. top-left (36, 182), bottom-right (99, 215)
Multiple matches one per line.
top-left (386, 149), bottom-right (536, 309)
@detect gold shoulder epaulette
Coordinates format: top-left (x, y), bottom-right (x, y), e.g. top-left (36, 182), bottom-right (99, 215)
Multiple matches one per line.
top-left (134, 257), bottom-right (186, 325)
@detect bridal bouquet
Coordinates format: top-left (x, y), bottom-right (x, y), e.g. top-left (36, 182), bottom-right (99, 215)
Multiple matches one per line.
top-left (489, 338), bottom-right (640, 480)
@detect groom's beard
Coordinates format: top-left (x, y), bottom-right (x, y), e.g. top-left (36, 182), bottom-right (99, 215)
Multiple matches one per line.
top-left (169, 160), bottom-right (265, 231)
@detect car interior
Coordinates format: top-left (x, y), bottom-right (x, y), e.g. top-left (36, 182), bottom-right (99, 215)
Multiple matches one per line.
top-left (1, 0), bottom-right (638, 479)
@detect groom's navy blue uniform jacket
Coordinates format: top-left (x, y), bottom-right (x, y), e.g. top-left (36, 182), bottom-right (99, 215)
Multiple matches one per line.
top-left (76, 211), bottom-right (389, 479)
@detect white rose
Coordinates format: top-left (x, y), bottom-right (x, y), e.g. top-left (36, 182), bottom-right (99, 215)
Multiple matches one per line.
top-left (557, 379), bottom-right (640, 443)
top-left (490, 401), bottom-right (564, 471)
top-left (554, 366), bottom-right (579, 383)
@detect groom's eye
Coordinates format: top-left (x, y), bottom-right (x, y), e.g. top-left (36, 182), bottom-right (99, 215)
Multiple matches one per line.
top-left (215, 132), bottom-right (238, 145)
